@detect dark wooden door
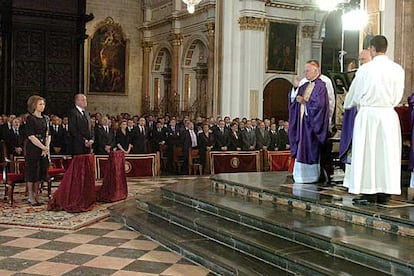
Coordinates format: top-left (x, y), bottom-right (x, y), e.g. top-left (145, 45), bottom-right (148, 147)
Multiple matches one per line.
top-left (1, 0), bottom-right (87, 116)
top-left (263, 78), bottom-right (292, 121)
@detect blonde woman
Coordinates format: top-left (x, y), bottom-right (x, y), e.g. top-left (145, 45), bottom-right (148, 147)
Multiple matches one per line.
top-left (25, 95), bottom-right (50, 206)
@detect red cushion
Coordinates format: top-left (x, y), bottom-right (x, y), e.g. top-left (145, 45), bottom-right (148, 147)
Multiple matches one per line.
top-left (48, 168), bottom-right (65, 175)
top-left (2, 173), bottom-right (25, 182)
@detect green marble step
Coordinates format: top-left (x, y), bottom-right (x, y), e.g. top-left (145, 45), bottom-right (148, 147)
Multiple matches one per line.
top-left (145, 197), bottom-right (387, 276)
top-left (210, 172), bottom-right (414, 235)
top-left (109, 200), bottom-right (291, 276)
top-left (211, 172), bottom-right (414, 234)
top-left (160, 180), bottom-right (414, 275)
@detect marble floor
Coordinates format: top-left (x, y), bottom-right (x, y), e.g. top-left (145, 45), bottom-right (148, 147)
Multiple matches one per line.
top-left (1, 172), bottom-right (412, 275)
top-left (0, 175), bottom-right (213, 275)
top-left (0, 217), bottom-right (211, 276)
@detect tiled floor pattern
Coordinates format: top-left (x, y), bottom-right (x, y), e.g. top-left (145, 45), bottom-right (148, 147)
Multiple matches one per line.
top-left (0, 218), bottom-right (211, 275)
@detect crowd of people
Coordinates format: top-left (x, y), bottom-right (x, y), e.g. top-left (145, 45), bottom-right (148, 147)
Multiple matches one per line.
top-left (1, 35), bottom-right (404, 207)
top-left (0, 104), bottom-right (290, 175)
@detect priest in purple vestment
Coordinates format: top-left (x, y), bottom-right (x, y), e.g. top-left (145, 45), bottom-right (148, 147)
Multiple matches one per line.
top-left (408, 93), bottom-right (414, 198)
top-left (289, 62), bottom-right (329, 183)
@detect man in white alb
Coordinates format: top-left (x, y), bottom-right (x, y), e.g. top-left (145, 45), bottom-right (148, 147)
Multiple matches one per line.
top-left (343, 35), bottom-right (405, 204)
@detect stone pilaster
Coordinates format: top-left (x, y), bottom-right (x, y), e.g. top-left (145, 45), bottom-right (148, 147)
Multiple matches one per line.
top-left (141, 41), bottom-right (152, 114)
top-left (301, 25), bottom-right (316, 66)
top-left (207, 22), bottom-right (215, 117)
top-left (170, 32), bottom-right (183, 115)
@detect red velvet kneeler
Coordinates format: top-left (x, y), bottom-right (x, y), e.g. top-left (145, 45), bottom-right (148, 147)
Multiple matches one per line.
top-left (47, 154), bottom-right (96, 213)
top-left (97, 151), bottom-right (128, 203)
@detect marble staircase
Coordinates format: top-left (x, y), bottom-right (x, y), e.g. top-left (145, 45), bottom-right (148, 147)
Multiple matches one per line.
top-left (110, 172), bottom-right (414, 275)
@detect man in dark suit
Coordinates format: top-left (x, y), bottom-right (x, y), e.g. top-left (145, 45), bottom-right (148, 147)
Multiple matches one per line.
top-left (268, 123), bottom-right (279, 151)
top-left (256, 121), bottom-right (270, 150)
top-left (213, 120), bottom-right (229, 151)
top-left (69, 94), bottom-right (94, 155)
top-left (151, 121), bottom-right (166, 153)
top-left (182, 121), bottom-right (198, 172)
top-left (277, 121), bottom-right (290, 151)
top-left (131, 117), bottom-right (149, 154)
top-left (4, 118), bottom-right (25, 157)
top-left (241, 120), bottom-right (256, 151)
top-left (94, 115), bottom-right (115, 155)
top-left (61, 116), bottom-right (71, 154)
top-left (165, 118), bottom-right (183, 171)
top-left (50, 116), bottom-right (65, 154)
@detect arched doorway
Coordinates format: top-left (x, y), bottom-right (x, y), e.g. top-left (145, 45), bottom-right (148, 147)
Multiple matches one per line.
top-left (181, 39), bottom-right (208, 118)
top-left (263, 78), bottom-right (292, 120)
top-left (151, 47), bottom-right (172, 116)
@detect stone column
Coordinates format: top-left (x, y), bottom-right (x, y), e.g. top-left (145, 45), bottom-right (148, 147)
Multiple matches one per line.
top-left (237, 15), bottom-right (266, 118)
top-left (206, 22), bottom-right (215, 118)
top-left (395, 0), bottom-right (414, 101)
top-left (171, 33), bottom-right (183, 116)
top-left (141, 41), bottom-right (152, 114)
top-left (301, 25), bottom-right (316, 66)
top-left (194, 62), bottom-right (208, 116)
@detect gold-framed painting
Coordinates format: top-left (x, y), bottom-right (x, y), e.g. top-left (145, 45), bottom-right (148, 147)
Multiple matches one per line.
top-left (87, 17), bottom-right (128, 95)
top-left (266, 21), bottom-right (298, 74)
top-left (361, 11), bottom-right (381, 49)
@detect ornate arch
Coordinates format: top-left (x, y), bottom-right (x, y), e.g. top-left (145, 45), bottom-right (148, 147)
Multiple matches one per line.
top-left (152, 44), bottom-right (172, 72)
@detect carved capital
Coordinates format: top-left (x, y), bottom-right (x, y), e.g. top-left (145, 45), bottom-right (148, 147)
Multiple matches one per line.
top-left (302, 25), bottom-right (316, 38)
top-left (207, 22), bottom-right (215, 36)
top-left (238, 16), bottom-right (266, 31)
top-left (142, 41), bottom-right (153, 52)
top-left (170, 33), bottom-right (183, 46)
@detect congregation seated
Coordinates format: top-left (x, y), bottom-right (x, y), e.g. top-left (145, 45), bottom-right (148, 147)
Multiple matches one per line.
top-left (1, 110), bottom-right (294, 176)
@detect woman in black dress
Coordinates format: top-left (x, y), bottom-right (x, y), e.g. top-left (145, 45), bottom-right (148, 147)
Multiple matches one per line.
top-left (25, 95), bottom-right (50, 206)
top-left (197, 123), bottom-right (215, 173)
top-left (116, 120), bottom-right (132, 153)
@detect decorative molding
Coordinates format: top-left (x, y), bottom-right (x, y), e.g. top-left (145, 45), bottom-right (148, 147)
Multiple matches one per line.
top-left (238, 16), bottom-right (267, 31)
top-left (170, 33), bottom-right (183, 46)
top-left (265, 0), bottom-right (316, 11)
top-left (12, 9), bottom-right (81, 21)
top-left (138, 3), bottom-right (215, 31)
top-left (302, 25), bottom-right (316, 38)
top-left (142, 41), bottom-right (153, 52)
top-left (207, 22), bottom-right (215, 36)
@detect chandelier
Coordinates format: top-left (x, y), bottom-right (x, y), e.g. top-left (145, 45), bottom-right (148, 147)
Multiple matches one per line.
top-left (182, 0), bottom-right (202, 14)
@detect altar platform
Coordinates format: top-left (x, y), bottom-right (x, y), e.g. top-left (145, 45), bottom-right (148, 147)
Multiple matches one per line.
top-left (110, 172), bottom-right (414, 275)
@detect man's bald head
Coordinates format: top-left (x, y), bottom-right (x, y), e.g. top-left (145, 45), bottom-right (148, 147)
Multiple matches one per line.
top-left (359, 49), bottom-right (372, 65)
top-left (74, 93), bottom-right (87, 109)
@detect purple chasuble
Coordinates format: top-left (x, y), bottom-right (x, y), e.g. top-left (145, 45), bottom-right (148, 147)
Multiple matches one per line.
top-left (339, 107), bottom-right (357, 164)
top-left (288, 78), bottom-right (329, 164)
top-left (408, 93), bottom-right (414, 170)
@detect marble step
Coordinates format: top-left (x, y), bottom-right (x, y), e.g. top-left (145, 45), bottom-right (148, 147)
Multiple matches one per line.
top-left (109, 200), bottom-right (291, 276)
top-left (211, 172), bottom-right (414, 237)
top-left (160, 180), bottom-right (414, 275)
top-left (145, 197), bottom-right (387, 276)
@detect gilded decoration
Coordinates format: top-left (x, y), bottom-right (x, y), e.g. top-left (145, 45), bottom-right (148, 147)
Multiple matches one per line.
top-left (239, 16), bottom-right (266, 31)
top-left (302, 25), bottom-right (316, 39)
top-left (171, 33), bottom-right (183, 46)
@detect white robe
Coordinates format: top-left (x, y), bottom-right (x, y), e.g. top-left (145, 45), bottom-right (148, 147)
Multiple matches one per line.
top-left (343, 55), bottom-right (405, 194)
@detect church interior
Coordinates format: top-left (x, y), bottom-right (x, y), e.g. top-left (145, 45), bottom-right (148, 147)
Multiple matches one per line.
top-left (0, 0), bottom-right (414, 275)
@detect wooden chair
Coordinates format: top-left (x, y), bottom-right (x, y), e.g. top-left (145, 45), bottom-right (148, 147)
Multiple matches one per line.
top-left (1, 141), bottom-right (25, 206)
top-left (159, 144), bottom-right (169, 172)
top-left (188, 149), bottom-right (203, 175)
top-left (42, 155), bottom-right (70, 198)
top-left (173, 146), bottom-right (184, 173)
